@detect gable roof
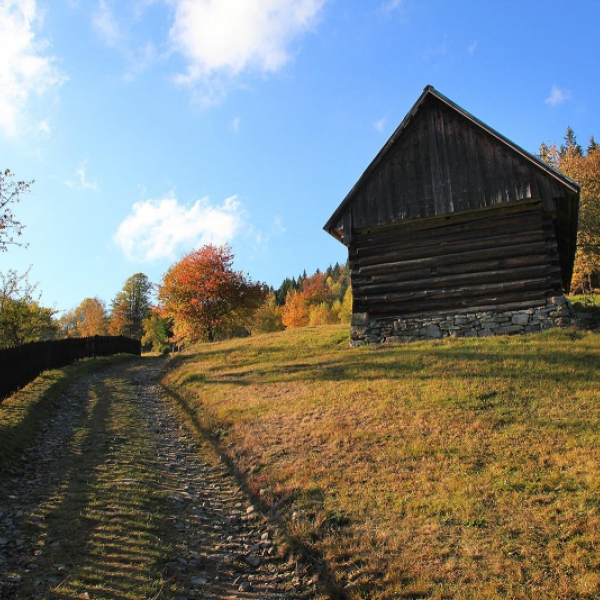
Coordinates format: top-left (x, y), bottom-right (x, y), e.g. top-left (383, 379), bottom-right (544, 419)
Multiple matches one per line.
top-left (324, 85), bottom-right (580, 242)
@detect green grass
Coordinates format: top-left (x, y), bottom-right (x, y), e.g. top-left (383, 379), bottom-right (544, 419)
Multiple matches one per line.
top-left (569, 293), bottom-right (600, 321)
top-left (162, 325), bottom-right (600, 599)
top-left (0, 355), bottom-right (136, 478)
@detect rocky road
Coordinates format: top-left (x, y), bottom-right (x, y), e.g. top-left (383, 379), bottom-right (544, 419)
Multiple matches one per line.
top-left (0, 358), bottom-right (317, 599)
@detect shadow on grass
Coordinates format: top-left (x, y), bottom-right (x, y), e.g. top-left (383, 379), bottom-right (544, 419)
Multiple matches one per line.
top-left (0, 357), bottom-right (172, 600)
top-left (0, 356), bottom-right (138, 480)
top-left (0, 371), bottom-right (68, 477)
top-left (163, 383), bottom-right (351, 600)
top-left (178, 341), bottom-right (600, 390)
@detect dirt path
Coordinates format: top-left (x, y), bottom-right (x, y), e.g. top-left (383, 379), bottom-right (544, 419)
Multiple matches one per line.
top-left (0, 357), bottom-right (317, 599)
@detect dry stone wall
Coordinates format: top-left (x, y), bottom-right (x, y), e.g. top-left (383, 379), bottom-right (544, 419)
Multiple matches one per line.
top-left (350, 296), bottom-right (578, 346)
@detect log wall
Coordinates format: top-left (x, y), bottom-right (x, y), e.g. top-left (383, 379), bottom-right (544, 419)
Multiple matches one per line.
top-left (350, 200), bottom-right (563, 318)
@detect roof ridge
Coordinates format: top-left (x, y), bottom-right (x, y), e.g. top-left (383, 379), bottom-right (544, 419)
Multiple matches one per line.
top-left (324, 87), bottom-right (579, 236)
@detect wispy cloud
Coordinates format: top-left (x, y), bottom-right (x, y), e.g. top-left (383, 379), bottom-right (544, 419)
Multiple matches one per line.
top-left (64, 160), bottom-right (99, 192)
top-left (229, 116), bottom-right (241, 133)
top-left (422, 37), bottom-right (447, 61)
top-left (92, 0), bottom-right (122, 48)
top-left (545, 84), bottom-right (570, 107)
top-left (381, 0), bottom-right (404, 11)
top-left (0, 0), bottom-right (67, 138)
top-left (37, 120), bottom-right (51, 135)
top-left (169, 0), bottom-right (326, 104)
top-left (468, 39), bottom-right (478, 54)
top-left (114, 193), bottom-right (244, 262)
top-left (272, 215), bottom-right (285, 235)
top-left (91, 1), bottom-right (158, 80)
top-left (373, 117), bottom-right (386, 132)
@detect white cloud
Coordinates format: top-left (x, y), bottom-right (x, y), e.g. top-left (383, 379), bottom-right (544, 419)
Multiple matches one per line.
top-left (92, 0), bottom-right (121, 48)
top-left (229, 116), bottom-right (241, 133)
top-left (0, 0), bottom-right (67, 138)
top-left (114, 193), bottom-right (244, 262)
top-left (545, 84), bottom-right (570, 107)
top-left (468, 39), bottom-right (478, 54)
top-left (64, 160), bottom-right (99, 193)
top-left (373, 117), bottom-right (386, 132)
top-left (169, 0), bottom-right (325, 103)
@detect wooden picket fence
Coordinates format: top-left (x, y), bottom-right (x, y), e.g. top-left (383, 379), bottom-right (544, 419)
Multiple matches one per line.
top-left (0, 336), bottom-right (141, 403)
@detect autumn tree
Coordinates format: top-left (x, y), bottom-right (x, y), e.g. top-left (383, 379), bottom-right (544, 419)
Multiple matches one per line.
top-left (63, 297), bottom-right (108, 337)
top-left (58, 309), bottom-right (78, 338)
top-left (338, 286), bottom-right (353, 324)
top-left (158, 244), bottom-right (268, 343)
top-left (109, 273), bottom-right (152, 339)
top-left (281, 289), bottom-right (310, 328)
top-left (275, 277), bottom-right (299, 305)
top-left (252, 291), bottom-right (284, 334)
top-left (0, 268), bottom-right (57, 347)
top-left (0, 169), bottom-right (32, 252)
top-left (539, 129), bottom-right (600, 292)
top-left (279, 263), bottom-right (352, 329)
top-left (308, 302), bottom-right (339, 326)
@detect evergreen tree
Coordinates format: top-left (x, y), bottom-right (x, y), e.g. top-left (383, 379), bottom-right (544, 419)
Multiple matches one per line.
top-left (560, 126), bottom-right (583, 157)
top-left (109, 273), bottom-right (152, 339)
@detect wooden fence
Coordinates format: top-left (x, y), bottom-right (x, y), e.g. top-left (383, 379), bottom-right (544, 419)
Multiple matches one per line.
top-left (0, 336), bottom-right (141, 403)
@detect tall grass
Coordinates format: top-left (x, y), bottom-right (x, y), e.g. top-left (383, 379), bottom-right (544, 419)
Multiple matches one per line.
top-left (162, 325), bottom-right (600, 599)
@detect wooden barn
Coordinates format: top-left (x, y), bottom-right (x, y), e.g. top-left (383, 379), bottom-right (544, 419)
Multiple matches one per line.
top-left (323, 86), bottom-right (580, 344)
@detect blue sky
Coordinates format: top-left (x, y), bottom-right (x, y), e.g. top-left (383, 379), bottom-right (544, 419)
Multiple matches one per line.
top-left (1, 0), bottom-right (599, 315)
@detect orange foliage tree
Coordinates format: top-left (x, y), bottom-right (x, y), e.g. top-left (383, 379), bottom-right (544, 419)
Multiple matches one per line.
top-left (158, 244), bottom-right (267, 343)
top-left (281, 272), bottom-right (333, 329)
top-left (281, 289), bottom-right (310, 328)
top-left (279, 266), bottom-right (351, 329)
top-left (73, 297), bottom-right (107, 337)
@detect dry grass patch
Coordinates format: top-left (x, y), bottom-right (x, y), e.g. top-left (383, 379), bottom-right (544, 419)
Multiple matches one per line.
top-left (162, 325), bottom-right (600, 599)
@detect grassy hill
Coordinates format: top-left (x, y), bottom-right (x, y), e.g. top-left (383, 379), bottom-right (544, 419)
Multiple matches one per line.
top-left (161, 325), bottom-right (600, 600)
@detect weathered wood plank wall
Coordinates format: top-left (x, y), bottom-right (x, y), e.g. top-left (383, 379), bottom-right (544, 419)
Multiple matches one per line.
top-left (332, 98), bottom-right (568, 234)
top-left (350, 200), bottom-right (562, 318)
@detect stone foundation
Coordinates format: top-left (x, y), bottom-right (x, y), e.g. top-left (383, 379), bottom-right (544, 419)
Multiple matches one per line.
top-left (350, 296), bottom-right (576, 346)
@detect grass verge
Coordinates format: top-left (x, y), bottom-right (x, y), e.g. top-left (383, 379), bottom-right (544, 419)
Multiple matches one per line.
top-left (161, 325), bottom-right (600, 599)
top-left (0, 355), bottom-right (135, 479)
